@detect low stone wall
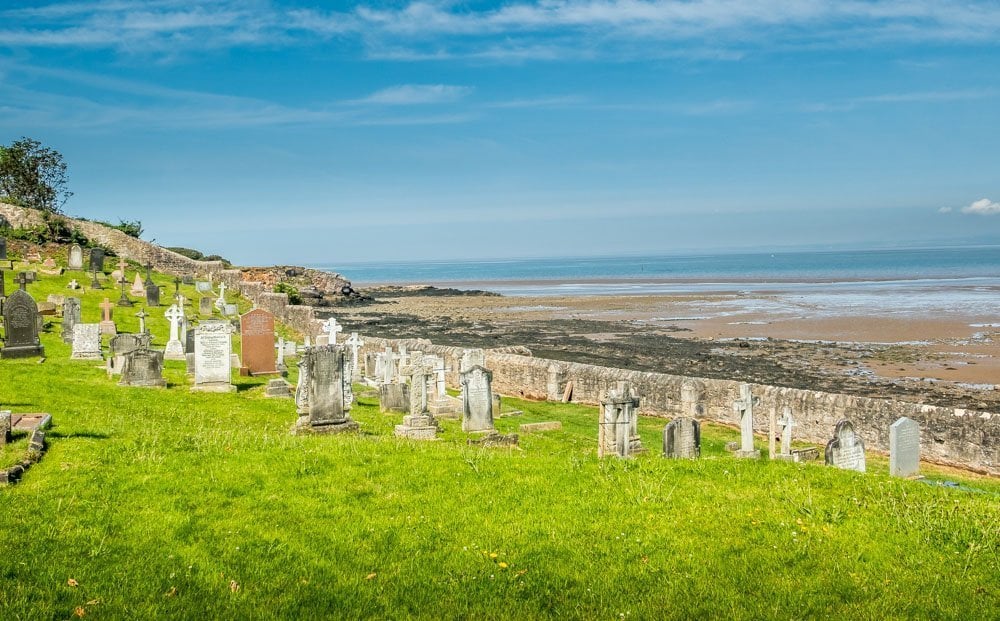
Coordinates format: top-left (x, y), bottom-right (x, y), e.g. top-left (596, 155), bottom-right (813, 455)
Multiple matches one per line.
top-left (361, 337), bottom-right (1000, 475)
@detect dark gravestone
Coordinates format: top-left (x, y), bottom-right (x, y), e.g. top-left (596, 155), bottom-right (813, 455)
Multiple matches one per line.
top-left (1, 289), bottom-right (44, 358)
top-left (182, 275), bottom-right (195, 285)
top-left (119, 348), bottom-right (166, 387)
top-left (199, 297), bottom-right (213, 316)
top-left (108, 333), bottom-right (152, 376)
top-left (89, 248), bottom-right (105, 273)
top-left (663, 417), bottom-right (701, 459)
top-left (240, 308), bottom-right (277, 375)
top-left (294, 346), bottom-right (358, 433)
top-left (0, 237), bottom-right (6, 260)
top-left (146, 283), bottom-right (160, 307)
top-left (185, 327), bottom-right (195, 354)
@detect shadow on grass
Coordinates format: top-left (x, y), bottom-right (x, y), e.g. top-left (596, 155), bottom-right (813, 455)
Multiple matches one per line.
top-left (47, 431), bottom-right (111, 440)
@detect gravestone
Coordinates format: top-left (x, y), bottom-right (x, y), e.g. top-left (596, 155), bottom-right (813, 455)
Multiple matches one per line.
top-left (293, 346), bottom-right (358, 433)
top-left (265, 379), bottom-right (292, 398)
top-left (196, 281), bottom-right (212, 293)
top-left (774, 407), bottom-right (799, 462)
top-left (732, 384), bottom-right (761, 459)
top-left (119, 348), bottom-right (166, 388)
top-left (192, 320), bottom-right (235, 392)
top-left (164, 304), bottom-right (185, 360)
top-left (99, 298), bottom-right (117, 335)
top-left (131, 274), bottom-right (145, 296)
top-left (199, 296), bottom-right (214, 315)
top-left (395, 359), bottom-right (439, 440)
top-left (321, 317), bottom-right (343, 345)
top-left (185, 327), bottom-right (195, 354)
top-left (70, 323), bottom-right (103, 360)
top-left (146, 283), bottom-right (161, 307)
top-left (0, 411), bottom-right (10, 447)
top-left (663, 417), bottom-right (701, 459)
top-left (1, 289), bottom-right (44, 359)
top-left (68, 244), bottom-right (84, 270)
top-left (89, 248), bottom-right (105, 272)
top-left (224, 303), bottom-right (238, 317)
top-left (825, 419), bottom-right (866, 473)
top-left (107, 333), bottom-right (151, 375)
top-left (889, 417), bottom-right (920, 478)
top-left (61, 297), bottom-right (81, 343)
top-left (680, 379), bottom-right (705, 418)
top-left (0, 237), bottom-right (6, 260)
top-left (215, 282), bottom-right (227, 310)
top-left (345, 332), bottom-right (364, 381)
top-left (461, 365), bottom-right (495, 433)
top-left (67, 279), bottom-right (80, 290)
top-left (598, 381), bottom-right (644, 458)
top-left (379, 383), bottom-right (410, 413)
top-left (240, 308), bottom-right (277, 375)
top-left (460, 348), bottom-right (486, 373)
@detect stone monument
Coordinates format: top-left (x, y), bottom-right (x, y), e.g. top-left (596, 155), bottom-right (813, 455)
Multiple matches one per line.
top-left (732, 383), bottom-right (761, 459)
top-left (461, 363), bottom-right (495, 433)
top-left (663, 417), bottom-right (700, 459)
top-left (70, 323), bottom-right (103, 360)
top-left (192, 320), bottom-right (235, 392)
top-left (889, 417), bottom-right (920, 478)
top-left (67, 244), bottom-right (84, 270)
top-left (61, 297), bottom-right (81, 344)
top-left (825, 419), bottom-right (866, 473)
top-left (107, 333), bottom-right (152, 376)
top-left (119, 348), bottom-right (166, 388)
top-left (394, 357), bottom-right (439, 440)
top-left (1, 288), bottom-right (44, 359)
top-left (98, 298), bottom-right (117, 335)
top-left (164, 304), bottom-right (186, 360)
top-left (240, 308), bottom-right (277, 375)
top-left (598, 381), bottom-right (644, 458)
top-left (293, 345), bottom-right (358, 433)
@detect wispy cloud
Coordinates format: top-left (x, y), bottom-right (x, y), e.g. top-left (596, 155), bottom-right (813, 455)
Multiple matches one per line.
top-left (802, 89), bottom-right (996, 112)
top-left (1, 1), bottom-right (999, 60)
top-left (960, 198), bottom-right (1000, 215)
top-left (350, 84), bottom-right (473, 106)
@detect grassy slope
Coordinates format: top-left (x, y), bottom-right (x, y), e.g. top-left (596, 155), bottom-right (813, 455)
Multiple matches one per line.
top-left (1, 266), bottom-right (998, 620)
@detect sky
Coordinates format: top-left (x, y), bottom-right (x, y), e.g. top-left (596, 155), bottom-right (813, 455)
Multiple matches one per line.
top-left (1, 0), bottom-right (999, 265)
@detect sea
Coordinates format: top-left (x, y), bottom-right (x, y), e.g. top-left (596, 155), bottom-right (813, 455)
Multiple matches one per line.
top-left (316, 246), bottom-right (1000, 320)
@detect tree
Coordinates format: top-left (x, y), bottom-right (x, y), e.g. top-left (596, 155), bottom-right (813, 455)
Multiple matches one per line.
top-left (0, 137), bottom-right (73, 213)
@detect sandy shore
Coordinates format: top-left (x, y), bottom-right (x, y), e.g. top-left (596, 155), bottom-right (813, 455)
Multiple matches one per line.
top-left (335, 286), bottom-right (1000, 411)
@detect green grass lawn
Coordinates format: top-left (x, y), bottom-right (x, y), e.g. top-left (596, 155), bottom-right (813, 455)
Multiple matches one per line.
top-left (1, 264), bottom-right (998, 619)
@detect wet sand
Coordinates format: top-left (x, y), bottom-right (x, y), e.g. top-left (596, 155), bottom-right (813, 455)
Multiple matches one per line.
top-left (333, 288), bottom-right (1000, 412)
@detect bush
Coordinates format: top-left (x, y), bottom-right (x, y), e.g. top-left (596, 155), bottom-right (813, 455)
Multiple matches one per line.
top-left (274, 282), bottom-right (303, 305)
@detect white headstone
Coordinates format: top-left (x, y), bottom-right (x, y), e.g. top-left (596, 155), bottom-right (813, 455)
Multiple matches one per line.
top-left (321, 317), bottom-right (343, 345)
top-left (164, 304), bottom-right (185, 360)
top-left (70, 323), bottom-right (102, 360)
top-left (732, 384), bottom-right (761, 459)
top-left (345, 331), bottom-right (363, 380)
top-left (663, 417), bottom-right (700, 459)
top-left (461, 365), bottom-right (494, 433)
top-left (825, 419), bottom-right (866, 473)
top-left (889, 417), bottom-right (920, 478)
top-left (192, 320), bottom-right (235, 392)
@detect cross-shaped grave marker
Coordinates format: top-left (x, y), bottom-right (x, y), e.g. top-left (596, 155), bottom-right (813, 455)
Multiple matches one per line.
top-left (778, 407), bottom-right (796, 457)
top-left (99, 297), bottom-right (115, 322)
top-left (345, 331), bottom-right (364, 374)
top-left (15, 271), bottom-right (31, 291)
top-left (144, 263), bottom-right (154, 288)
top-left (732, 383), bottom-right (761, 459)
top-left (321, 317), bottom-right (343, 345)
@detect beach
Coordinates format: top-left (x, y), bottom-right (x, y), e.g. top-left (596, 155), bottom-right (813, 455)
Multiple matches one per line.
top-left (335, 282), bottom-right (1000, 412)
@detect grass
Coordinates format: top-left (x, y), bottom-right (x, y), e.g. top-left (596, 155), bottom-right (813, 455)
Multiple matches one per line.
top-left (1, 263), bottom-right (999, 619)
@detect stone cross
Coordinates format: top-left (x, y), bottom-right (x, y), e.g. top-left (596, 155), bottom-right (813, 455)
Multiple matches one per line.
top-left (135, 309), bottom-right (147, 333)
top-left (99, 298), bottom-right (114, 322)
top-left (15, 271), bottom-right (30, 291)
top-left (165, 304), bottom-right (184, 342)
top-left (215, 282), bottom-right (227, 309)
top-left (398, 345), bottom-right (409, 368)
top-left (778, 407), bottom-right (795, 457)
top-left (732, 383), bottom-right (761, 459)
top-left (433, 357), bottom-right (447, 398)
top-left (117, 274), bottom-right (133, 307)
top-left (117, 256), bottom-right (127, 275)
top-left (345, 331), bottom-right (363, 373)
top-left (144, 263), bottom-right (154, 287)
top-left (321, 317), bottom-right (343, 345)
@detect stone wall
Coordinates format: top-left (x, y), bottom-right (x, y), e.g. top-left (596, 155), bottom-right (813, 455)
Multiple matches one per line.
top-left (0, 202), bottom-right (226, 277)
top-left (361, 337), bottom-right (1000, 475)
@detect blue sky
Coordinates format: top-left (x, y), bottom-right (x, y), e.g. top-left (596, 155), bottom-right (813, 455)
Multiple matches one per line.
top-left (1, 0), bottom-right (999, 265)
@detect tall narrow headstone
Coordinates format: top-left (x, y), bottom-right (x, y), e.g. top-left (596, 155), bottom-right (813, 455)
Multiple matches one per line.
top-left (146, 283), bottom-right (160, 307)
top-left (0, 237), bottom-right (6, 261)
top-left (774, 407), bottom-right (797, 461)
top-left (825, 419), bottom-right (866, 473)
top-left (732, 384), bottom-right (761, 459)
top-left (67, 244), bottom-right (84, 270)
top-left (99, 298), bottom-right (117, 335)
top-left (345, 332), bottom-right (364, 381)
top-left (61, 297), bottom-right (81, 343)
top-left (663, 417), bottom-right (700, 459)
top-left (199, 296), bottom-right (214, 316)
top-left (293, 345), bottom-right (358, 433)
top-left (192, 320), bottom-right (235, 392)
top-left (240, 308), bottom-right (277, 375)
top-left (889, 417), bottom-right (920, 478)
top-left (89, 248), bottom-right (105, 273)
top-left (394, 358), bottom-right (439, 440)
top-left (70, 323), bottom-right (103, 360)
top-left (461, 364), bottom-right (495, 433)
top-left (1, 289), bottom-right (44, 359)
top-left (598, 381), bottom-right (644, 459)
top-left (679, 380), bottom-right (705, 418)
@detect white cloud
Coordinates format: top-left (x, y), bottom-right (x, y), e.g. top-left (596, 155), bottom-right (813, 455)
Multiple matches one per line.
top-left (960, 198), bottom-right (1000, 215)
top-left (350, 84), bottom-right (473, 105)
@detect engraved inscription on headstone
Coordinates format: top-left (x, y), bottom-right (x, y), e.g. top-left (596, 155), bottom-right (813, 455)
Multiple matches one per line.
top-left (461, 365), bottom-right (495, 433)
top-left (598, 381), bottom-right (644, 458)
top-left (119, 348), bottom-right (166, 388)
top-left (61, 297), bottom-right (81, 343)
top-left (663, 417), bottom-right (700, 459)
top-left (71, 323), bottom-right (103, 360)
top-left (825, 419), bottom-right (866, 473)
top-left (67, 244), bottom-right (84, 270)
top-left (889, 417), bottom-right (920, 478)
top-left (89, 248), bottom-right (105, 273)
top-left (192, 320), bottom-right (235, 392)
top-left (1, 289), bottom-right (44, 359)
top-left (240, 308), bottom-right (277, 375)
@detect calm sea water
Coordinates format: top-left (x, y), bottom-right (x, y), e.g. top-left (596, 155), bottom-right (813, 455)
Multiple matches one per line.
top-left (319, 246), bottom-right (1000, 296)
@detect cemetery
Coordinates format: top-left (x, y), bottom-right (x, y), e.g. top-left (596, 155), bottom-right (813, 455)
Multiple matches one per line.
top-left (0, 223), bottom-right (997, 618)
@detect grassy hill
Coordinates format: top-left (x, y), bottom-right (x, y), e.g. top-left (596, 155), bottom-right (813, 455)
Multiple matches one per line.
top-left (1, 265), bottom-right (998, 619)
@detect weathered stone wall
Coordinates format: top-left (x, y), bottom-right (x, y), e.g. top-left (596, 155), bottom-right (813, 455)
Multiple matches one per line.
top-left (0, 202), bottom-right (225, 276)
top-left (361, 337), bottom-right (999, 475)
